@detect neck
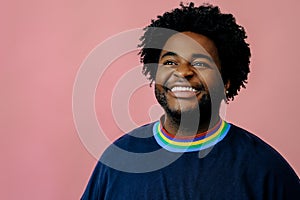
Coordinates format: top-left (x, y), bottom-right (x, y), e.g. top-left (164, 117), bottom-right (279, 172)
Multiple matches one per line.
top-left (161, 113), bottom-right (221, 137)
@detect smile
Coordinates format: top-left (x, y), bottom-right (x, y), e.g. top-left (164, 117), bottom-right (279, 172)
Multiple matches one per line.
top-left (167, 86), bottom-right (201, 99)
top-left (171, 86), bottom-right (198, 92)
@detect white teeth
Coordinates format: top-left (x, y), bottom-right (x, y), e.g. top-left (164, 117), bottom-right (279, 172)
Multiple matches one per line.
top-left (171, 86), bottom-right (197, 92)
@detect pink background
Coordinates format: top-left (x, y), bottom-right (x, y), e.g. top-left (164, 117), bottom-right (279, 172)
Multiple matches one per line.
top-left (1, 0), bottom-right (299, 199)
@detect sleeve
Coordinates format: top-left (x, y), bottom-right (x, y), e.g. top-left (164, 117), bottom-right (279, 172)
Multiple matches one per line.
top-left (263, 160), bottom-right (300, 200)
top-left (81, 161), bottom-right (108, 200)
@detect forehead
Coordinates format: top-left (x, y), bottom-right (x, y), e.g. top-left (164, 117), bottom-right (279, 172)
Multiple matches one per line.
top-left (160, 32), bottom-right (218, 61)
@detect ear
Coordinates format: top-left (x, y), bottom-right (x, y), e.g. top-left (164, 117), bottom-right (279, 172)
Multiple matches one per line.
top-left (225, 80), bottom-right (230, 91)
top-left (224, 80), bottom-right (231, 103)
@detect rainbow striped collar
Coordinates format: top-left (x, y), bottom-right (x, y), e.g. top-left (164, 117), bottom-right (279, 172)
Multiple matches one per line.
top-left (153, 119), bottom-right (231, 152)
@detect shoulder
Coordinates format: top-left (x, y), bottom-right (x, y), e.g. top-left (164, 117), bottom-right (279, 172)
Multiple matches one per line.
top-left (81, 123), bottom-right (158, 199)
top-left (98, 122), bottom-right (161, 170)
top-left (225, 124), bottom-right (288, 164)
top-left (226, 124), bottom-right (289, 163)
top-left (223, 123), bottom-right (300, 197)
top-left (112, 122), bottom-right (159, 152)
top-left (224, 123), bottom-right (299, 191)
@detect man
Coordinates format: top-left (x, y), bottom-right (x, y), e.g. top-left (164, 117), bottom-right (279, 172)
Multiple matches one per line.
top-left (82, 3), bottom-right (300, 199)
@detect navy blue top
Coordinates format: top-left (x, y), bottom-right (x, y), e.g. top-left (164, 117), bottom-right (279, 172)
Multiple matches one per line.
top-left (81, 122), bottom-right (300, 200)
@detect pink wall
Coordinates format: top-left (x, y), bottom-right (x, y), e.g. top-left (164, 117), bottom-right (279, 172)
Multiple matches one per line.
top-left (1, 0), bottom-right (299, 199)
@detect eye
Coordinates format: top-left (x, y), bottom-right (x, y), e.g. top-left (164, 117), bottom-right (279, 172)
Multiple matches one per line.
top-left (163, 60), bottom-right (178, 66)
top-left (192, 61), bottom-right (210, 68)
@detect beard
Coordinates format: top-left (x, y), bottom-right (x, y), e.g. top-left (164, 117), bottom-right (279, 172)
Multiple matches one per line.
top-left (154, 85), bottom-right (215, 132)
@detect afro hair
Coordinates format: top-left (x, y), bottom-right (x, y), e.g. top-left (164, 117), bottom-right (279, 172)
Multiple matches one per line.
top-left (139, 2), bottom-right (251, 101)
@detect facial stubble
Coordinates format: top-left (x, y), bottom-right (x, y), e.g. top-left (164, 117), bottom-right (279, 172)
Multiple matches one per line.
top-left (154, 85), bottom-right (213, 134)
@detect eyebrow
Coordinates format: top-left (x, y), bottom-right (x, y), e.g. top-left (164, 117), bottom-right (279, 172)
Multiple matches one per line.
top-left (160, 51), bottom-right (178, 59)
top-left (160, 51), bottom-right (213, 62)
top-left (191, 53), bottom-right (213, 62)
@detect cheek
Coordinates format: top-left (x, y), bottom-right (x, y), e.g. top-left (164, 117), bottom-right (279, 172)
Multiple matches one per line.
top-left (200, 71), bottom-right (225, 99)
top-left (155, 66), bottom-right (174, 86)
top-left (196, 70), bottom-right (223, 86)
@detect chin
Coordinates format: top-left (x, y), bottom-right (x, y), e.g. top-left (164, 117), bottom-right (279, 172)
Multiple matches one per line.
top-left (155, 86), bottom-right (214, 121)
top-left (170, 103), bottom-right (200, 114)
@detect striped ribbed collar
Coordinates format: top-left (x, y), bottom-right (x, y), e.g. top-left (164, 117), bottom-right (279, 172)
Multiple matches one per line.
top-left (153, 119), bottom-right (231, 152)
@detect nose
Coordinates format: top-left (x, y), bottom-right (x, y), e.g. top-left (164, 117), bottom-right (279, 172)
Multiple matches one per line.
top-left (174, 63), bottom-right (194, 79)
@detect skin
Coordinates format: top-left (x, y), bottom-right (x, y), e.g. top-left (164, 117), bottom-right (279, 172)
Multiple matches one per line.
top-left (155, 31), bottom-right (229, 136)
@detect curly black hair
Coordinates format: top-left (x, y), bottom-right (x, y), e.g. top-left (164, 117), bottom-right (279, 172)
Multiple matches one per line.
top-left (139, 2), bottom-right (251, 101)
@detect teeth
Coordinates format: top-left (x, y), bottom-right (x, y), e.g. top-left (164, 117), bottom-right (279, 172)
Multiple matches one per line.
top-left (171, 86), bottom-right (197, 92)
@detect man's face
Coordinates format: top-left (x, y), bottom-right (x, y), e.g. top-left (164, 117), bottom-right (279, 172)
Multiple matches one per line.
top-left (155, 31), bottom-right (224, 120)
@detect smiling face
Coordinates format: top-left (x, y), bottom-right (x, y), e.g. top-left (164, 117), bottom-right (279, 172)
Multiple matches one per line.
top-left (155, 32), bottom-right (225, 126)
